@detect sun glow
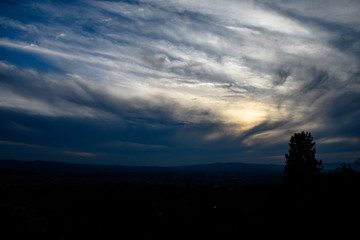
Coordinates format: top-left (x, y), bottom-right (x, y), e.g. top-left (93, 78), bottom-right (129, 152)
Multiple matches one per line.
top-left (223, 105), bottom-right (268, 132)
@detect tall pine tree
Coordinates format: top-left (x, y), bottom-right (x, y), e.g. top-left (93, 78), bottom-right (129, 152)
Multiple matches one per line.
top-left (284, 131), bottom-right (323, 185)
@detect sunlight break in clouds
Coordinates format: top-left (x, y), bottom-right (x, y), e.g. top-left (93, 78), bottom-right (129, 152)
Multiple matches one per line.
top-left (0, 0), bottom-right (359, 165)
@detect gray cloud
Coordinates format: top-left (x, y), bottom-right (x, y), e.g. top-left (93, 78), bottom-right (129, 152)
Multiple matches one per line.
top-left (274, 66), bottom-right (291, 86)
top-left (0, 61), bottom-right (221, 127)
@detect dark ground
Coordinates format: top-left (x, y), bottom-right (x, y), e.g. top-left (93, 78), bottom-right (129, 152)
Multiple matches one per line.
top-left (0, 160), bottom-right (359, 239)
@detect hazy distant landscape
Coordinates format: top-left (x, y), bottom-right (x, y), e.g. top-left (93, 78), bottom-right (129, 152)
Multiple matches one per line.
top-left (0, 159), bottom-right (284, 186)
top-left (0, 159), bottom-right (284, 239)
top-left (1, 159), bottom-right (359, 238)
top-left (0, 159), bottom-right (341, 186)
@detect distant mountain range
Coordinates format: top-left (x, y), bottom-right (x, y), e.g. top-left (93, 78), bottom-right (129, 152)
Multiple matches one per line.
top-left (0, 159), bottom-right (284, 175)
top-left (0, 159), bottom-right (342, 176)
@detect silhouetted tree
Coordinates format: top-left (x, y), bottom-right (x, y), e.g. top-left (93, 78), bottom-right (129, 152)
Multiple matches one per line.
top-left (334, 158), bottom-right (360, 175)
top-left (283, 131), bottom-right (323, 186)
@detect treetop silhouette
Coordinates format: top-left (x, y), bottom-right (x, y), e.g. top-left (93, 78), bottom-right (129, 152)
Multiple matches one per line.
top-left (284, 131), bottom-right (323, 185)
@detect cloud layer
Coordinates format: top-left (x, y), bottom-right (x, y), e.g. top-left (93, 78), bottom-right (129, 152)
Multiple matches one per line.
top-left (0, 0), bottom-right (359, 165)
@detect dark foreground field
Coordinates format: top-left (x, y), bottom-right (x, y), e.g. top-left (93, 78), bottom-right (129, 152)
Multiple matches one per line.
top-left (0, 160), bottom-right (359, 239)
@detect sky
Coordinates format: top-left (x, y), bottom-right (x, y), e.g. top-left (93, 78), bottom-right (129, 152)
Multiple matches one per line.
top-left (0, 0), bottom-right (359, 166)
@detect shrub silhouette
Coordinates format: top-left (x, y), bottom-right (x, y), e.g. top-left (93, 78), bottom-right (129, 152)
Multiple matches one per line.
top-left (283, 131), bottom-right (323, 186)
top-left (333, 158), bottom-right (360, 176)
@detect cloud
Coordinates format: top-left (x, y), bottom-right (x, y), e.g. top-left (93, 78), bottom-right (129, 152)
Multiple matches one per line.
top-left (0, 140), bottom-right (44, 149)
top-left (0, 61), bottom-right (221, 128)
top-left (0, 0), bottom-right (359, 165)
top-left (62, 151), bottom-right (97, 157)
top-left (317, 137), bottom-right (360, 145)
